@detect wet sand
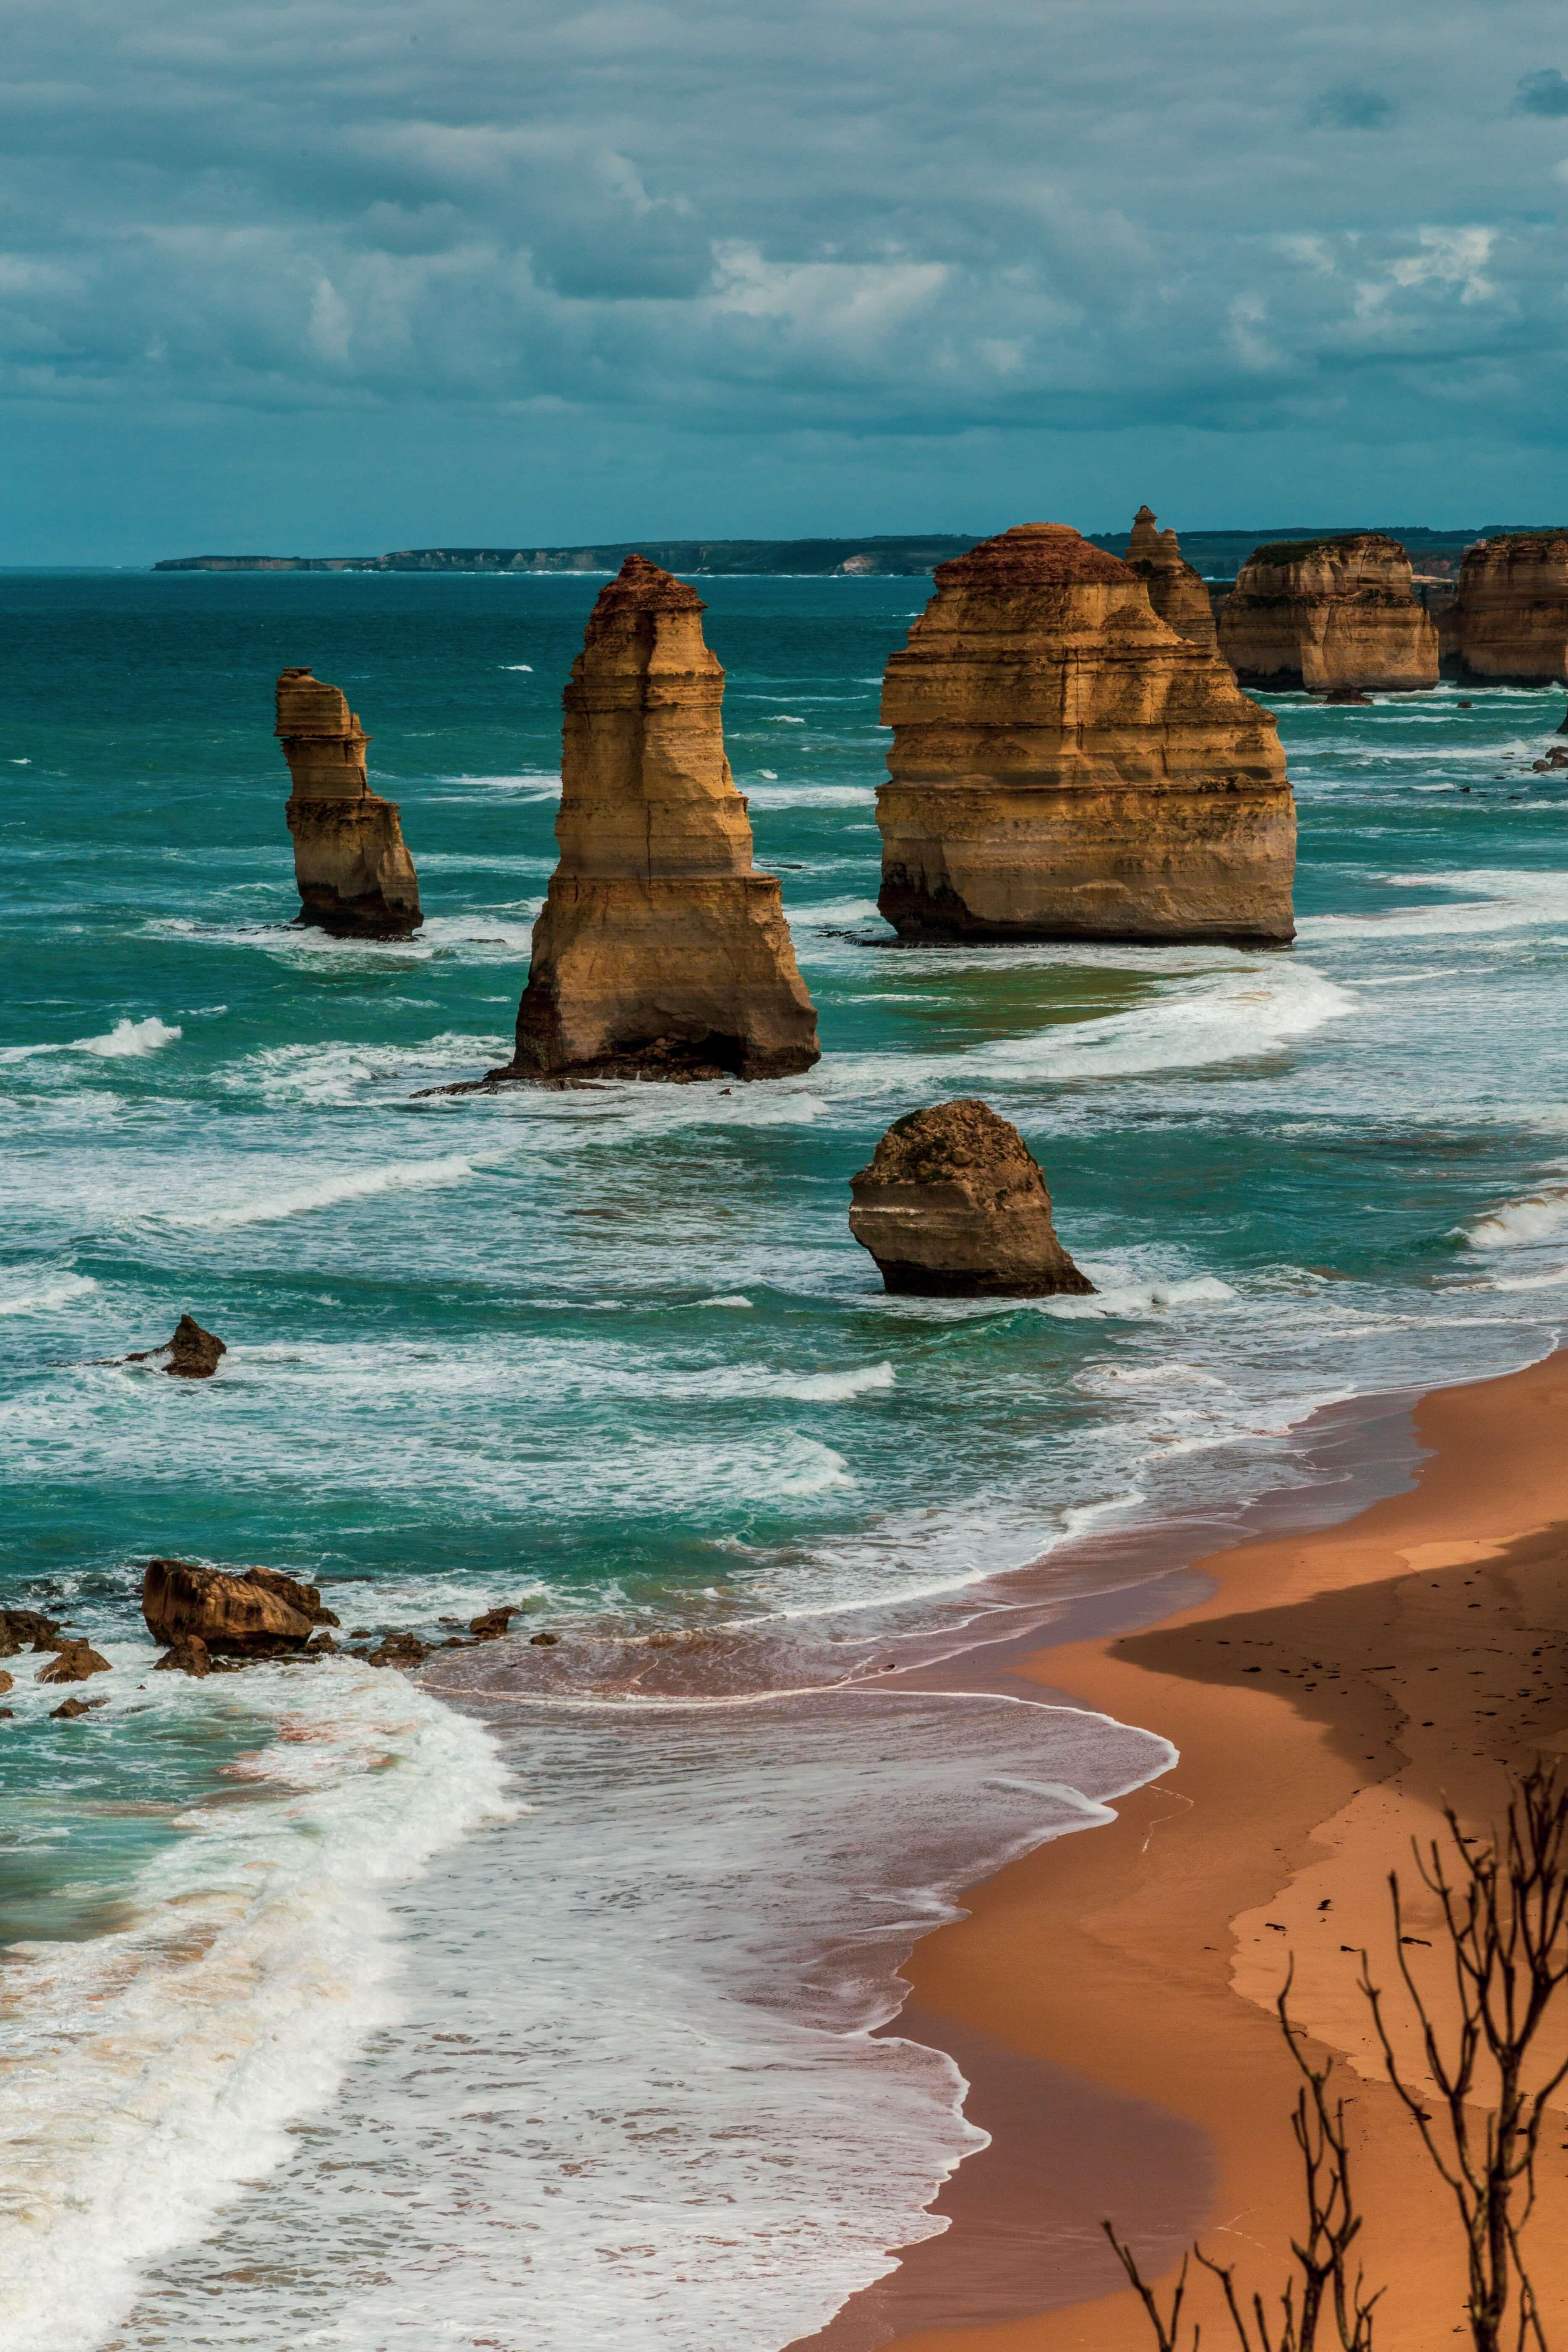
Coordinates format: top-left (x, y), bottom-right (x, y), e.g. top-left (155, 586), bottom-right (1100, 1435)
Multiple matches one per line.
top-left (795, 1350), bottom-right (1568, 2352)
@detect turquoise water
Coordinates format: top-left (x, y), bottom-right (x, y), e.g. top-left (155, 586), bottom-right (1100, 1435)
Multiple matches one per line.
top-left (4, 570), bottom-right (1568, 2349)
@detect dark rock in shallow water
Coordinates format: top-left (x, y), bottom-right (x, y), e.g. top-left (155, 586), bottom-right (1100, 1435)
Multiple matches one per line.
top-left (50, 1696), bottom-right (107, 1720)
top-left (124, 1314), bottom-right (227, 1379)
top-left (365, 1631), bottom-right (433, 1670)
top-left (849, 1098), bottom-right (1095, 1299)
top-left (1, 1609), bottom-right (67, 1656)
top-left (1323, 689), bottom-right (1374, 706)
top-left (530, 1631), bottom-right (561, 1647)
top-left (38, 1640), bottom-right (112, 1685)
top-left (469, 1606), bottom-right (516, 1641)
top-left (142, 1559), bottom-right (314, 1655)
top-left (154, 1634), bottom-right (212, 1678)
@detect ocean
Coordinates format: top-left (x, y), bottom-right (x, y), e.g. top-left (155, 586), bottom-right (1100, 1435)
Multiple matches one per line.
top-left (3, 567), bottom-right (1568, 2350)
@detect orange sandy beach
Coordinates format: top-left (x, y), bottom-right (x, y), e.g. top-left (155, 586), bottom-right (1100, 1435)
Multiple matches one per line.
top-left (798, 1351), bottom-right (1568, 2352)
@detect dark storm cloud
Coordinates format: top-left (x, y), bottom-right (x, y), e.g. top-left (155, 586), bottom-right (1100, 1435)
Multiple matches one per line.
top-left (1515, 67), bottom-right (1568, 116)
top-left (2, 0), bottom-right (1568, 550)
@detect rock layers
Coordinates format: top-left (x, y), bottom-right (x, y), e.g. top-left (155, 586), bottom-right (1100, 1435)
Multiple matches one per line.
top-left (1440, 533), bottom-right (1568, 684)
top-left (1217, 534), bottom-right (1439, 692)
top-left (1126, 507), bottom-right (1218, 649)
top-left (141, 1559), bottom-right (336, 1656)
top-left (276, 668), bottom-right (422, 937)
top-left (849, 1098), bottom-right (1093, 1297)
top-left (493, 554), bottom-right (819, 1081)
top-left (877, 523), bottom-right (1294, 945)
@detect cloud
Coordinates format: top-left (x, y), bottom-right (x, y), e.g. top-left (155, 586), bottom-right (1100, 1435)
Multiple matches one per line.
top-left (1307, 86), bottom-right (1398, 131)
top-left (1514, 67), bottom-right (1568, 116)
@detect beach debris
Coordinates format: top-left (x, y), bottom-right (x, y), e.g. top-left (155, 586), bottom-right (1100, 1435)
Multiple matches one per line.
top-left (154, 1634), bottom-right (212, 1678)
top-left (849, 1098), bottom-right (1094, 1299)
top-left (276, 666), bottom-right (422, 937)
top-left (877, 523), bottom-right (1294, 944)
top-left (482, 554), bottom-right (819, 1085)
top-left (122, 1313), bottom-right (228, 1379)
top-left (37, 1640), bottom-right (112, 1685)
top-left (50, 1696), bottom-right (107, 1720)
top-left (1220, 533), bottom-right (1439, 692)
top-left (1125, 506), bottom-right (1217, 647)
top-left (141, 1559), bottom-right (321, 1656)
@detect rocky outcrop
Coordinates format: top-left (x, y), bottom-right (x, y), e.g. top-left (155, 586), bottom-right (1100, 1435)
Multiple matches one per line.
top-left (123, 1314), bottom-right (227, 1379)
top-left (141, 1559), bottom-right (317, 1655)
top-left (277, 668), bottom-right (423, 937)
top-left (849, 1098), bottom-right (1093, 1297)
top-left (1126, 507), bottom-right (1218, 648)
top-left (877, 523), bottom-right (1295, 945)
top-left (0, 1609), bottom-right (64, 1655)
top-left (491, 556), bottom-right (819, 1082)
top-left (154, 1635), bottom-right (213, 1678)
top-left (1218, 534), bottom-right (1439, 692)
top-left (38, 1640), bottom-right (112, 1685)
top-left (1440, 534), bottom-right (1568, 685)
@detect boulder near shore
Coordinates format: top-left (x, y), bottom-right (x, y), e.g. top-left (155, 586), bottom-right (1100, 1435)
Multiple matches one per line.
top-left (849, 1098), bottom-right (1095, 1297)
top-left (141, 1559), bottom-right (339, 1658)
top-left (489, 553), bottom-right (820, 1083)
top-left (876, 523), bottom-right (1294, 946)
top-left (276, 667), bottom-right (423, 937)
top-left (1218, 533), bottom-right (1439, 693)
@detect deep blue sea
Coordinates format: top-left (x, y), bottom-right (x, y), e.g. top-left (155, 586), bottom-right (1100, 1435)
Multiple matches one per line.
top-left (4, 569), bottom-right (1568, 2349)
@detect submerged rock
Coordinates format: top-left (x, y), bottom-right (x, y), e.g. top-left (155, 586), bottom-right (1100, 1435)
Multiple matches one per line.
top-left (1441, 533), bottom-right (1568, 685)
top-left (849, 1098), bottom-right (1094, 1298)
top-left (50, 1696), bottom-right (107, 1720)
top-left (276, 667), bottom-right (423, 938)
top-left (877, 523), bottom-right (1294, 945)
top-left (37, 1640), bottom-right (112, 1685)
top-left (123, 1313), bottom-right (227, 1379)
top-left (490, 555), bottom-right (819, 1082)
top-left (154, 1633), bottom-right (212, 1678)
top-left (1218, 534), bottom-right (1439, 692)
top-left (1126, 507), bottom-right (1218, 648)
top-left (141, 1559), bottom-right (315, 1655)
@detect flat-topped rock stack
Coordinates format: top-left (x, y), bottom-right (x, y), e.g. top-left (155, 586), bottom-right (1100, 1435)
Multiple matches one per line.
top-left (876, 522), bottom-right (1294, 946)
top-left (1440, 532), bottom-right (1568, 684)
top-left (493, 554), bottom-right (820, 1082)
top-left (1217, 534), bottom-right (1439, 693)
top-left (1126, 506), bottom-right (1218, 648)
top-left (276, 669), bottom-right (422, 936)
top-left (849, 1098), bottom-right (1093, 1297)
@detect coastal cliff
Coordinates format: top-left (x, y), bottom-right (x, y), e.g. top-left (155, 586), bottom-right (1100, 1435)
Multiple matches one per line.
top-left (1440, 532), bottom-right (1568, 683)
top-left (276, 669), bottom-right (422, 937)
top-left (494, 555), bottom-right (819, 1082)
top-left (1125, 507), bottom-right (1218, 648)
top-left (1218, 534), bottom-right (1439, 692)
top-left (876, 523), bottom-right (1295, 946)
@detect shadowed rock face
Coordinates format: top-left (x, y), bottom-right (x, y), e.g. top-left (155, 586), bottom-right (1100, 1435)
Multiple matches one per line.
top-left (1126, 507), bottom-right (1218, 649)
top-left (497, 554), bottom-right (820, 1082)
top-left (849, 1098), bottom-right (1094, 1296)
top-left (1441, 534), bottom-right (1568, 684)
top-left (877, 523), bottom-right (1294, 946)
top-left (276, 668), bottom-right (423, 937)
top-left (1218, 534), bottom-right (1438, 692)
top-left (123, 1313), bottom-right (226, 1378)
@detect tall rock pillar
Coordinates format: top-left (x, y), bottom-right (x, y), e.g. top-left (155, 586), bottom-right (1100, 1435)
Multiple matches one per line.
top-left (276, 669), bottom-right (422, 937)
top-left (1126, 507), bottom-right (1218, 649)
top-left (498, 555), bottom-right (819, 1081)
top-left (877, 523), bottom-right (1295, 946)
top-left (1442, 533), bottom-right (1568, 684)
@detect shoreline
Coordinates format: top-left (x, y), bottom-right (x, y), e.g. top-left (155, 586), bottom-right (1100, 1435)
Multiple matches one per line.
top-left (793, 1348), bottom-right (1568, 2352)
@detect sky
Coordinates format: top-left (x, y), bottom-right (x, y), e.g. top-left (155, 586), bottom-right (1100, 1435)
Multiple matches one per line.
top-left (3, 0), bottom-right (1568, 562)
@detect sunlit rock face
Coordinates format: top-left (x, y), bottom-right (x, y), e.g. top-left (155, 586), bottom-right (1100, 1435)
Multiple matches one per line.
top-left (876, 523), bottom-right (1295, 947)
top-left (1218, 534), bottom-right (1439, 693)
top-left (849, 1098), bottom-right (1094, 1298)
top-left (276, 668), bottom-right (422, 937)
top-left (1126, 507), bottom-right (1218, 650)
top-left (1441, 533), bottom-right (1568, 684)
top-left (499, 555), bottom-right (820, 1082)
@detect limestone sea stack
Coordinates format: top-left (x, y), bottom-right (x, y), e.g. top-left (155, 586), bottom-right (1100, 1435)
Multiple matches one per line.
top-left (877, 523), bottom-right (1294, 946)
top-left (849, 1099), bottom-right (1093, 1297)
top-left (1440, 533), bottom-right (1568, 684)
top-left (1126, 507), bottom-right (1218, 648)
top-left (1218, 534), bottom-right (1439, 693)
top-left (493, 555), bottom-right (819, 1081)
top-left (276, 668), bottom-right (422, 937)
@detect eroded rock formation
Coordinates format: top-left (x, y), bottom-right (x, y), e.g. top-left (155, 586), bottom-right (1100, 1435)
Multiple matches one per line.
top-left (1126, 507), bottom-right (1218, 649)
top-left (1218, 534), bottom-right (1439, 692)
top-left (849, 1098), bottom-right (1093, 1297)
top-left (141, 1559), bottom-right (319, 1655)
top-left (277, 668), bottom-right (422, 937)
top-left (492, 554), bottom-right (819, 1081)
top-left (123, 1314), bottom-right (227, 1379)
top-left (38, 1640), bottom-right (112, 1685)
top-left (877, 523), bottom-right (1294, 944)
top-left (1440, 534), bottom-right (1568, 684)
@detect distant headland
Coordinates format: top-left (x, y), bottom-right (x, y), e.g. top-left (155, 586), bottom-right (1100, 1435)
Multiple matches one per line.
top-left (151, 525), bottom-right (1545, 581)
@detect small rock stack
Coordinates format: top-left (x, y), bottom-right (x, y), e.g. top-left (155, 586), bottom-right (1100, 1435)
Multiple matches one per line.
top-left (277, 668), bottom-right (423, 937)
top-left (849, 1098), bottom-right (1093, 1298)
top-left (1126, 507), bottom-right (1218, 649)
